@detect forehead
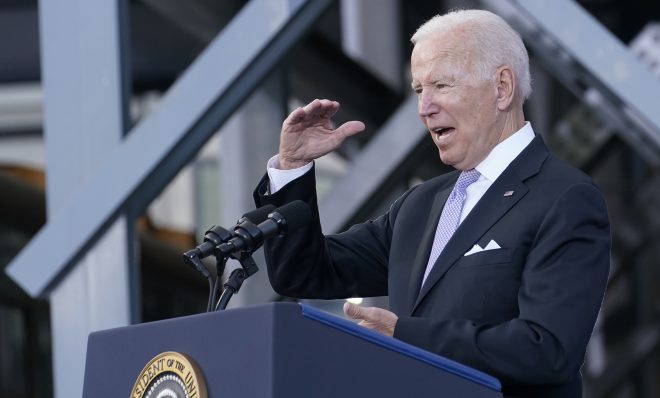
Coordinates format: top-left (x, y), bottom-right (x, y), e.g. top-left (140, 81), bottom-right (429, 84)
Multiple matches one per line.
top-left (411, 36), bottom-right (475, 82)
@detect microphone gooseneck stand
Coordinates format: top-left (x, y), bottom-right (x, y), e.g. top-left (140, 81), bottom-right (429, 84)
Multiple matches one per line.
top-left (184, 244), bottom-right (255, 312)
top-left (210, 256), bottom-right (228, 312)
top-left (214, 253), bottom-right (259, 311)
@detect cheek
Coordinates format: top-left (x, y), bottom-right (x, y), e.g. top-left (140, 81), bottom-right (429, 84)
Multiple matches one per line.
top-left (451, 94), bottom-right (479, 117)
top-left (459, 85), bottom-right (496, 111)
top-left (467, 100), bottom-right (498, 131)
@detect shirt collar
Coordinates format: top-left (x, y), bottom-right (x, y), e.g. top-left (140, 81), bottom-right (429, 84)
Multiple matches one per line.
top-left (475, 122), bottom-right (535, 183)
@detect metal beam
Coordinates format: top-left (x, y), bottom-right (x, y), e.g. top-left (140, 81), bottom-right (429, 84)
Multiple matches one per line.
top-left (340, 0), bottom-right (403, 91)
top-left (6, 0), bottom-right (333, 297)
top-left (320, 94), bottom-right (425, 233)
top-left (481, 0), bottom-right (660, 164)
top-left (220, 75), bottom-right (286, 309)
top-left (140, 0), bottom-right (234, 43)
top-left (0, 83), bottom-right (42, 134)
top-left (289, 32), bottom-right (401, 141)
top-left (38, 0), bottom-right (133, 396)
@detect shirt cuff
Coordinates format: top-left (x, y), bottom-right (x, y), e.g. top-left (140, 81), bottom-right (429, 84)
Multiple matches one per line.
top-left (266, 155), bottom-right (313, 194)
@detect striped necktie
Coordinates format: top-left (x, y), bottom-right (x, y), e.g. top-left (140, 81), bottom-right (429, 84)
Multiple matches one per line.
top-left (421, 169), bottom-right (481, 286)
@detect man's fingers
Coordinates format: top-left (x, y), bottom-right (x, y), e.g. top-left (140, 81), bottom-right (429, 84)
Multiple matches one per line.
top-left (344, 302), bottom-right (398, 337)
top-left (320, 100), bottom-right (340, 119)
top-left (344, 302), bottom-right (382, 323)
top-left (285, 107), bottom-right (306, 124)
top-left (302, 98), bottom-right (332, 118)
top-left (344, 301), bottom-right (359, 319)
top-left (302, 98), bottom-right (321, 114)
top-left (336, 121), bottom-right (366, 138)
top-left (286, 99), bottom-right (362, 135)
top-left (344, 301), bottom-right (381, 321)
top-left (344, 301), bottom-right (366, 321)
top-left (285, 99), bottom-right (338, 128)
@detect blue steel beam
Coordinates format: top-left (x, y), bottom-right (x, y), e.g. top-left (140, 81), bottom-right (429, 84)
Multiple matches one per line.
top-left (6, 0), bottom-right (333, 297)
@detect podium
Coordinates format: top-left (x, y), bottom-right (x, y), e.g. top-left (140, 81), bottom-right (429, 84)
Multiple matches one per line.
top-left (83, 302), bottom-right (502, 397)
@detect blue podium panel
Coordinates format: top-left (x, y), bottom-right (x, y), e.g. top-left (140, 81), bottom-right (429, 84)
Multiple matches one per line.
top-left (83, 303), bottom-right (502, 398)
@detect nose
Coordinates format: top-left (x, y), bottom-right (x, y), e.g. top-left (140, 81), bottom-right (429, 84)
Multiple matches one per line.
top-left (417, 89), bottom-right (438, 118)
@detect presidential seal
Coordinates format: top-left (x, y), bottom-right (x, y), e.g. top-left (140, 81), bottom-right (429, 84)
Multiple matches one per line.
top-left (130, 352), bottom-right (207, 398)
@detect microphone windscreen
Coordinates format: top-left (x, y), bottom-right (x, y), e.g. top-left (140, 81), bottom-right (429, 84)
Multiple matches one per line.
top-left (241, 204), bottom-right (276, 224)
top-left (273, 200), bottom-right (312, 231)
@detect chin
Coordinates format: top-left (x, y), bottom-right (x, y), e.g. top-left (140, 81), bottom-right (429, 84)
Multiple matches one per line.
top-left (437, 149), bottom-right (454, 165)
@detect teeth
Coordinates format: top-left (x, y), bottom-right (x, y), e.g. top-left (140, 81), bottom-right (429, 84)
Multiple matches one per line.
top-left (432, 127), bottom-right (453, 142)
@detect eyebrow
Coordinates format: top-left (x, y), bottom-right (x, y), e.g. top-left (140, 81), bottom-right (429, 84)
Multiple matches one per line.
top-left (410, 77), bottom-right (456, 90)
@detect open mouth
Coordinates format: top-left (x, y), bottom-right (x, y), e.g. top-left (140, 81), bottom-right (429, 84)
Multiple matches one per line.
top-left (433, 127), bottom-right (454, 135)
top-left (431, 127), bottom-right (455, 142)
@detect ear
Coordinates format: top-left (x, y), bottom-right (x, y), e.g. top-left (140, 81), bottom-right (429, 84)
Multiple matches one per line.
top-left (495, 66), bottom-right (516, 111)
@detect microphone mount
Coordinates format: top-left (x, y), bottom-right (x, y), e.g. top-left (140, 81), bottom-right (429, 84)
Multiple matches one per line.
top-left (215, 254), bottom-right (259, 311)
top-left (181, 201), bottom-right (311, 312)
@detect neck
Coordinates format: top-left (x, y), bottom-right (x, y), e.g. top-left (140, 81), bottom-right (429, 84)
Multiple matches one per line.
top-left (499, 106), bottom-right (526, 142)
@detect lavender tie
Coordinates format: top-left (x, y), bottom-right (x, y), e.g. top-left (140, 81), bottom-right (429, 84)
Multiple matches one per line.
top-left (421, 169), bottom-right (481, 286)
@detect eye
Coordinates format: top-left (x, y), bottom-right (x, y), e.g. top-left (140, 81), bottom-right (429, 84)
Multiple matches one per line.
top-left (413, 87), bottom-right (422, 95)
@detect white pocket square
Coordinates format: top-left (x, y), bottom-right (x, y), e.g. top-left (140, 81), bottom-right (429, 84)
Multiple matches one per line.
top-left (464, 240), bottom-right (501, 256)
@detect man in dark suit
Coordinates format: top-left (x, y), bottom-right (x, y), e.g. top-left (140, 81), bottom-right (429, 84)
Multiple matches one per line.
top-left (254, 9), bottom-right (610, 397)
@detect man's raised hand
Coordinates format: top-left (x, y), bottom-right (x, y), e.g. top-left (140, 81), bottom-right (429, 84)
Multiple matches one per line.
top-left (278, 99), bottom-right (365, 170)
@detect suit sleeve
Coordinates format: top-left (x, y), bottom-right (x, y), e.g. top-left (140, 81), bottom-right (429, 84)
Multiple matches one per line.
top-left (394, 182), bottom-right (610, 385)
top-left (254, 165), bottom-right (413, 299)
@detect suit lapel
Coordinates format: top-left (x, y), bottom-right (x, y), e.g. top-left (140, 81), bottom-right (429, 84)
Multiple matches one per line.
top-left (406, 173), bottom-right (458, 312)
top-left (411, 135), bottom-right (549, 313)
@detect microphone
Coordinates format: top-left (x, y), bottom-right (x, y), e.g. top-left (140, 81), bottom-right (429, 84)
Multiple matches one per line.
top-left (182, 204), bottom-right (277, 276)
top-left (216, 200), bottom-right (311, 256)
top-left (237, 204), bottom-right (277, 226)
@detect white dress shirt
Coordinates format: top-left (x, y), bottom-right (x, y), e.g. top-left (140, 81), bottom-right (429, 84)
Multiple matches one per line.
top-left (460, 122), bottom-right (535, 223)
top-left (266, 156), bottom-right (313, 193)
top-left (266, 122), bottom-right (536, 223)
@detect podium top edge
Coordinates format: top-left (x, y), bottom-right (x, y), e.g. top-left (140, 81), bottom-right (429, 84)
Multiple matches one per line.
top-left (299, 303), bottom-right (502, 392)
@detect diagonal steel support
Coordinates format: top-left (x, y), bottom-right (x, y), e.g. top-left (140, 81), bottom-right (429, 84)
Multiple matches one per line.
top-left (320, 94), bottom-right (424, 233)
top-left (481, 0), bottom-right (660, 164)
top-left (6, 0), bottom-right (333, 297)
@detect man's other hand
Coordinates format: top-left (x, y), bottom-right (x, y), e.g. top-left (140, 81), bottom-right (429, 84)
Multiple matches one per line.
top-left (343, 302), bottom-right (398, 337)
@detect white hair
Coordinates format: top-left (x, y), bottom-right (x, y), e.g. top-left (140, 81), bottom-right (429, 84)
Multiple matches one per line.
top-left (411, 9), bottom-right (532, 101)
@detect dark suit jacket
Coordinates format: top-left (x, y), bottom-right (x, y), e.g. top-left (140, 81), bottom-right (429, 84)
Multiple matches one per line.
top-left (254, 136), bottom-right (610, 397)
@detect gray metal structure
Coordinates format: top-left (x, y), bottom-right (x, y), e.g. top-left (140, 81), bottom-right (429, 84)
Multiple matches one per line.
top-left (218, 78), bottom-right (285, 308)
top-left (6, 0), bottom-right (334, 298)
top-left (482, 0), bottom-right (660, 164)
top-left (3, 0), bottom-right (660, 397)
top-left (6, 0), bottom-right (333, 396)
top-left (319, 94), bottom-right (422, 233)
top-left (38, 0), bottom-right (133, 397)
